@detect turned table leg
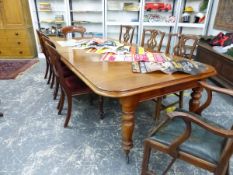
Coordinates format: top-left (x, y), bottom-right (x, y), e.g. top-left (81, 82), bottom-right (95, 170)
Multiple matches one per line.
top-left (120, 96), bottom-right (139, 162)
top-left (189, 87), bottom-right (202, 112)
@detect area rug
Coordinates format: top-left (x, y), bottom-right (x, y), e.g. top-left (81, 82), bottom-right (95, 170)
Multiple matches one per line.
top-left (0, 59), bottom-right (39, 80)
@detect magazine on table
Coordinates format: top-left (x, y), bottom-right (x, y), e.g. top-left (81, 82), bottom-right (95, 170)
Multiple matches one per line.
top-left (131, 59), bottom-right (207, 75)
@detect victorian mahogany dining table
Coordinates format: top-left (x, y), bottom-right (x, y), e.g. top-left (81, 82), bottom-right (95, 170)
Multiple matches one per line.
top-left (50, 37), bottom-right (217, 159)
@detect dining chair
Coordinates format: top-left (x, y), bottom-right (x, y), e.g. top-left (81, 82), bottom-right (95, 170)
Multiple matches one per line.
top-left (42, 36), bottom-right (73, 101)
top-left (61, 25), bottom-right (86, 39)
top-left (142, 81), bottom-right (233, 175)
top-left (141, 29), bottom-right (165, 52)
top-left (36, 30), bottom-right (53, 84)
top-left (119, 25), bottom-right (135, 44)
top-left (154, 34), bottom-right (199, 122)
top-left (45, 43), bottom-right (103, 127)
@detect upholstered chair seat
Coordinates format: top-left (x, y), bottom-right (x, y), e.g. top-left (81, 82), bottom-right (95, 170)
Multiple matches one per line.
top-left (64, 76), bottom-right (92, 94)
top-left (141, 81), bottom-right (233, 175)
top-left (150, 110), bottom-right (225, 164)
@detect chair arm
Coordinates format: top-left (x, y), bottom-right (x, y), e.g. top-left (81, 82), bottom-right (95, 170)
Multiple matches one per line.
top-left (194, 81), bottom-right (233, 115)
top-left (168, 111), bottom-right (233, 138)
top-left (199, 81), bottom-right (233, 96)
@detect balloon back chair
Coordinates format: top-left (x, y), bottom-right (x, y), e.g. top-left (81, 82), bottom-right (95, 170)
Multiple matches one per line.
top-left (45, 43), bottom-right (103, 127)
top-left (36, 30), bottom-right (53, 84)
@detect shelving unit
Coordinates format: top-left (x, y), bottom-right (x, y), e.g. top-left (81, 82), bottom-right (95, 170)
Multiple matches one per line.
top-left (29, 0), bottom-right (214, 56)
top-left (32, 0), bottom-right (69, 35)
top-left (69, 0), bottom-right (104, 37)
top-left (175, 0), bottom-right (214, 35)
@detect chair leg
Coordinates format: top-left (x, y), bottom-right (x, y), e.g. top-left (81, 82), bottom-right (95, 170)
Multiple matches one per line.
top-left (58, 90), bottom-right (65, 115)
top-left (162, 157), bottom-right (176, 175)
top-left (179, 91), bottom-right (184, 108)
top-left (53, 78), bottom-right (59, 100)
top-left (44, 61), bottom-right (49, 79)
top-left (50, 72), bottom-right (55, 89)
top-left (64, 95), bottom-right (72, 128)
top-left (99, 96), bottom-right (104, 119)
top-left (89, 94), bottom-right (94, 105)
top-left (47, 68), bottom-right (52, 84)
top-left (225, 164), bottom-right (230, 175)
top-left (155, 97), bottom-right (162, 122)
top-left (141, 140), bottom-right (152, 175)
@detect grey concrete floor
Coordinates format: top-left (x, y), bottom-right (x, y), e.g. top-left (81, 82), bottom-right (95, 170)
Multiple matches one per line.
top-left (0, 59), bottom-right (232, 175)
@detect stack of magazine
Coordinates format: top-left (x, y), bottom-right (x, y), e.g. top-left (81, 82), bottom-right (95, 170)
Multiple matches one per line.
top-left (131, 58), bottom-right (207, 75)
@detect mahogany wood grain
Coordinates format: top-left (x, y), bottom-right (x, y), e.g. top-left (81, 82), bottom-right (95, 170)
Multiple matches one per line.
top-left (50, 37), bottom-right (217, 155)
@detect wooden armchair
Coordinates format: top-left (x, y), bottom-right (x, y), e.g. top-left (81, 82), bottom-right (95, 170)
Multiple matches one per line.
top-left (119, 25), bottom-right (135, 44)
top-left (154, 34), bottom-right (199, 122)
top-left (142, 81), bottom-right (233, 175)
top-left (61, 26), bottom-right (86, 39)
top-left (141, 29), bottom-right (165, 52)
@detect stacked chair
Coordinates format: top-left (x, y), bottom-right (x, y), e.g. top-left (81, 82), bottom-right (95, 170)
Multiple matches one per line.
top-left (141, 81), bottom-right (233, 175)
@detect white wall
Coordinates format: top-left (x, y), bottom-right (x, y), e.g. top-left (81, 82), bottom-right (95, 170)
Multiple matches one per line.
top-left (207, 0), bottom-right (227, 35)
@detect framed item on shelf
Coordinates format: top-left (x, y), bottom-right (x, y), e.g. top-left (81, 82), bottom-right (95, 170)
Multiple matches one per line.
top-left (214, 0), bottom-right (233, 31)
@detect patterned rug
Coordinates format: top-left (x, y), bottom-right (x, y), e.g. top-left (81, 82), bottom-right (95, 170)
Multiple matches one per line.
top-left (0, 59), bottom-right (39, 80)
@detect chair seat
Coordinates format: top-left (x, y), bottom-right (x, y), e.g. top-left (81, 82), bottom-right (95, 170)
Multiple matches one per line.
top-left (62, 66), bottom-right (73, 77)
top-left (150, 110), bottom-right (226, 164)
top-left (64, 76), bottom-right (92, 95)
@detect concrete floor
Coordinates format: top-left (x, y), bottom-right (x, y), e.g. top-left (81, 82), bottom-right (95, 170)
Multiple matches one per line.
top-left (0, 59), bottom-right (232, 175)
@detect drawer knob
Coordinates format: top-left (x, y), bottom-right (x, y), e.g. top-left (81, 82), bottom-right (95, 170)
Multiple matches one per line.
top-left (0, 51), bottom-right (2, 54)
top-left (19, 51), bottom-right (23, 54)
top-left (15, 32), bottom-right (19, 36)
top-left (17, 42), bottom-right (21, 45)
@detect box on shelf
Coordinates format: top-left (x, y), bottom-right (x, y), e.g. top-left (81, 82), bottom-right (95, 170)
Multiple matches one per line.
top-left (55, 15), bottom-right (64, 22)
top-left (123, 2), bottom-right (140, 11)
top-left (39, 2), bottom-right (52, 11)
top-left (108, 1), bottom-right (123, 10)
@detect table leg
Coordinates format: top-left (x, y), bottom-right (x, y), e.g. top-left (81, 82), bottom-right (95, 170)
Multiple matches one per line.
top-left (189, 87), bottom-right (202, 112)
top-left (120, 96), bottom-right (139, 159)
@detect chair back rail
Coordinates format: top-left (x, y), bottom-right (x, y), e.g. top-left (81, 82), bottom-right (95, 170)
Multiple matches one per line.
top-left (141, 29), bottom-right (165, 52)
top-left (119, 25), bottom-right (135, 44)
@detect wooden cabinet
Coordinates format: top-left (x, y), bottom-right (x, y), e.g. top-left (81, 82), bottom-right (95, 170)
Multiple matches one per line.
top-left (196, 41), bottom-right (233, 88)
top-left (0, 0), bottom-right (36, 59)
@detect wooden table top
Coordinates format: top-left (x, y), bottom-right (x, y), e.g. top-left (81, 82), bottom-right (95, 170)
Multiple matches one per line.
top-left (51, 37), bottom-right (217, 98)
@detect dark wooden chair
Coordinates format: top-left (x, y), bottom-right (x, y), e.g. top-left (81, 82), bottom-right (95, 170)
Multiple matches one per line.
top-left (142, 81), bottom-right (233, 175)
top-left (42, 36), bottom-right (73, 101)
top-left (61, 26), bottom-right (86, 39)
top-left (141, 29), bottom-right (165, 52)
top-left (154, 34), bottom-right (199, 122)
top-left (45, 43), bottom-right (103, 127)
top-left (119, 25), bottom-right (135, 44)
top-left (36, 30), bottom-right (53, 84)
